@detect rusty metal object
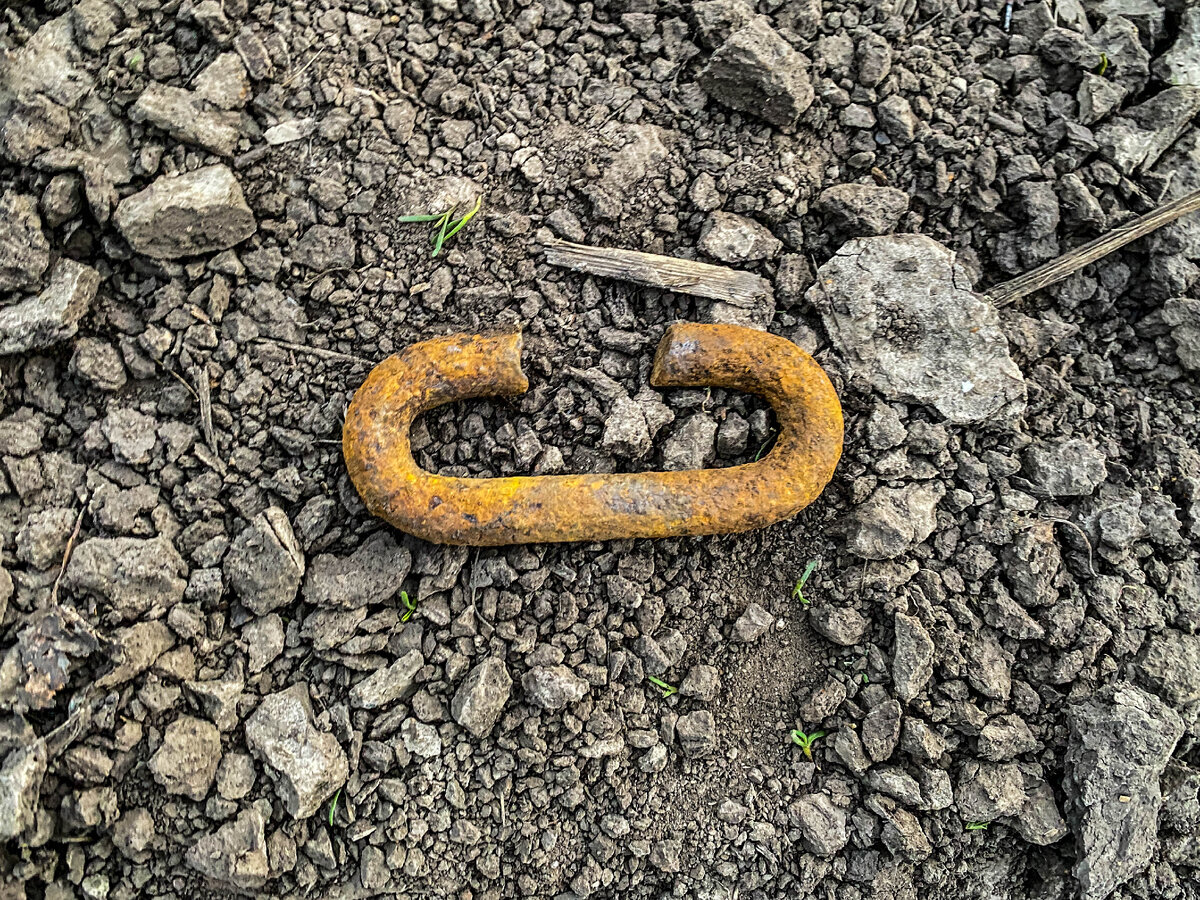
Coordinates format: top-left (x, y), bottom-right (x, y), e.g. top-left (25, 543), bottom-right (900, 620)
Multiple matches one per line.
top-left (343, 323), bottom-right (843, 545)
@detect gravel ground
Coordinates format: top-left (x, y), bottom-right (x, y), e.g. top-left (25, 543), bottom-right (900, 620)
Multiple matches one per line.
top-left (2, 0), bottom-right (1200, 898)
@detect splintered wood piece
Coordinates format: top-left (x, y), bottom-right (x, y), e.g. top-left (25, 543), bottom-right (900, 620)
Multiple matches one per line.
top-left (988, 187), bottom-right (1200, 306)
top-left (543, 239), bottom-right (772, 308)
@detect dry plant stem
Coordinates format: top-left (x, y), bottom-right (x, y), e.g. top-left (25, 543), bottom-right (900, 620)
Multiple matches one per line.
top-left (989, 187), bottom-right (1200, 306)
top-left (50, 503), bottom-right (87, 606)
top-left (252, 337), bottom-right (373, 365)
top-left (343, 323), bottom-right (844, 545)
top-left (543, 239), bottom-right (773, 308)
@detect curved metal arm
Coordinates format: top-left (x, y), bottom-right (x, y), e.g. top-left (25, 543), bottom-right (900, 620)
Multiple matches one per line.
top-left (342, 322), bottom-right (843, 545)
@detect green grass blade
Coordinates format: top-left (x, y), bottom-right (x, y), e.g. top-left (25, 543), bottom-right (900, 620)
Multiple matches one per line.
top-left (443, 196), bottom-right (482, 241)
top-left (396, 213), bottom-right (447, 223)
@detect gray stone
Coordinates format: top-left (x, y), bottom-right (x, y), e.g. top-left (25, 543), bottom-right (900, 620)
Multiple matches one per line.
top-left (349, 649), bottom-right (423, 708)
top-left (808, 235), bottom-right (1026, 423)
top-left (186, 808), bottom-right (270, 889)
top-left (1077, 73), bottom-right (1127, 126)
top-left (798, 674), bottom-right (846, 723)
top-left (101, 407), bottom-right (157, 465)
top-left (831, 728), bottom-right (870, 775)
top-left (522, 665), bottom-right (589, 710)
top-left (677, 710), bottom-right (717, 757)
top-left (1005, 777), bottom-right (1069, 846)
top-left (732, 602), bottom-right (773, 642)
top-left (868, 794), bottom-right (931, 860)
top-left (867, 766), bottom-right (923, 807)
top-left (400, 718), bottom-right (442, 758)
top-left (692, 0), bottom-right (756, 48)
top-left (697, 18), bottom-right (814, 129)
top-left (64, 536), bottom-right (187, 620)
top-left (1096, 86), bottom-right (1200, 174)
top-left (111, 808), bottom-right (155, 862)
top-left (808, 606), bottom-right (868, 646)
top-left (793, 792), bottom-right (848, 856)
top-left (0, 191), bottom-right (50, 294)
top-left (660, 413), bottom-right (717, 471)
top-left (1136, 629), bottom-right (1200, 710)
top-left (698, 211), bottom-right (781, 263)
top-left (892, 613), bottom-right (935, 703)
top-left (1022, 438), bottom-right (1106, 497)
top-left (1154, 7), bottom-right (1200, 87)
top-left (817, 183), bottom-right (909, 236)
top-left (0, 260), bottom-right (100, 355)
top-left (294, 225), bottom-right (356, 271)
top-left (679, 664), bottom-right (721, 701)
top-left (856, 32), bottom-right (892, 87)
top-left (847, 482), bottom-right (944, 560)
top-left (862, 699), bottom-right (902, 762)
top-left (130, 83), bottom-right (240, 156)
top-left (978, 714), bottom-right (1038, 761)
top-left (16, 506), bottom-right (76, 570)
top-left (1065, 683), bottom-right (1185, 900)
top-left (245, 685), bottom-right (348, 819)
top-left (601, 395), bottom-right (652, 459)
top-left (194, 53), bottom-right (251, 110)
top-left (71, 338), bottom-right (127, 391)
top-left (148, 715), bottom-right (221, 800)
top-left (451, 657), bottom-right (512, 738)
top-left (956, 760), bottom-right (1026, 822)
top-left (216, 752), bottom-right (256, 801)
top-left (0, 739), bottom-right (46, 839)
top-left (226, 507), bottom-right (304, 616)
top-left (303, 531), bottom-right (409, 609)
top-left (876, 94), bottom-right (916, 143)
top-left (243, 614), bottom-right (284, 674)
top-left (114, 165), bottom-right (256, 258)
top-left (1164, 298), bottom-right (1200, 371)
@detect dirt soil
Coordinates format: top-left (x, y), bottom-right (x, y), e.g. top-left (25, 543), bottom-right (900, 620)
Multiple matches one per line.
top-left (2, 1), bottom-right (1200, 899)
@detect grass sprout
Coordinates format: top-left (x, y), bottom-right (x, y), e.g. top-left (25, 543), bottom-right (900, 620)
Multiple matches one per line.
top-left (398, 196), bottom-right (483, 258)
top-left (400, 590), bottom-right (417, 623)
top-left (329, 789), bottom-right (341, 826)
top-left (792, 560), bottom-right (819, 606)
top-left (965, 822), bottom-right (989, 832)
top-left (648, 675), bottom-right (677, 698)
top-left (790, 728), bottom-right (826, 761)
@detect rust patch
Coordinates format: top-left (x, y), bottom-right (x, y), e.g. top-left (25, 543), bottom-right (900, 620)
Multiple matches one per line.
top-left (342, 323), bottom-right (844, 545)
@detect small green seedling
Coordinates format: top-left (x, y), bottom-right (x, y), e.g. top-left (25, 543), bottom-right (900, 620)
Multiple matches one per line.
top-left (400, 590), bottom-right (417, 623)
top-left (328, 789), bottom-right (341, 826)
top-left (792, 560), bottom-right (819, 606)
top-left (1097, 53), bottom-right (1109, 77)
top-left (861, 673), bottom-right (869, 685)
top-left (965, 822), bottom-right (989, 832)
top-left (790, 728), bottom-right (826, 761)
top-left (126, 50), bottom-right (144, 71)
top-left (398, 196), bottom-right (482, 257)
top-left (648, 675), bottom-right (677, 698)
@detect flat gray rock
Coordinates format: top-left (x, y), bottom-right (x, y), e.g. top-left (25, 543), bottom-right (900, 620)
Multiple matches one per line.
top-left (0, 260), bottom-right (100, 355)
top-left (0, 191), bottom-right (50, 293)
top-left (1064, 683), bottom-right (1185, 900)
top-left (244, 685), bottom-right (348, 819)
top-left (807, 234), bottom-right (1026, 424)
top-left (114, 164), bottom-right (256, 258)
top-left (451, 657), bottom-right (512, 738)
top-left (698, 18), bottom-right (813, 129)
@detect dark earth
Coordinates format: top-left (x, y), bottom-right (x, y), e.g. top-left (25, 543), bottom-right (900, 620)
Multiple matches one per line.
top-left (2, 0), bottom-right (1200, 899)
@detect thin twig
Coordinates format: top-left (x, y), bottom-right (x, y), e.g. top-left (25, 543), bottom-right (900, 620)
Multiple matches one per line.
top-left (50, 503), bottom-right (87, 606)
top-left (251, 337), bottom-right (373, 365)
top-left (192, 363), bottom-right (218, 459)
top-left (543, 239), bottom-right (773, 307)
top-left (988, 187), bottom-right (1200, 306)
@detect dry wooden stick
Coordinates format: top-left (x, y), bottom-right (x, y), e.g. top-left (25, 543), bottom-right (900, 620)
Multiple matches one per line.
top-left (543, 239), bottom-right (772, 307)
top-left (989, 187), bottom-right (1200, 306)
top-left (252, 337), bottom-right (373, 365)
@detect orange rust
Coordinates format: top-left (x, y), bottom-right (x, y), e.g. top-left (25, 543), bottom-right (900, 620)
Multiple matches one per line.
top-left (342, 323), bottom-right (844, 545)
